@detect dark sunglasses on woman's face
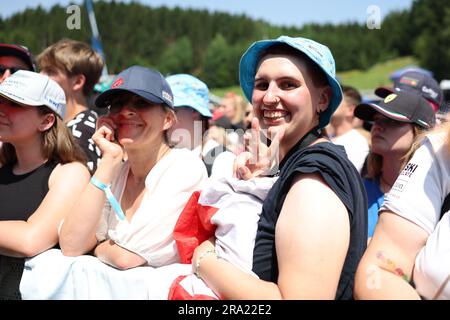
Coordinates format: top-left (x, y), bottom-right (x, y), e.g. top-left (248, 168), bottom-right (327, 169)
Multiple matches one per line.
top-left (371, 117), bottom-right (404, 128)
top-left (108, 96), bottom-right (152, 114)
top-left (0, 65), bottom-right (24, 75)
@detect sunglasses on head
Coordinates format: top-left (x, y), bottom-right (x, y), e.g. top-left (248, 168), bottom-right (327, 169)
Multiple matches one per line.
top-left (108, 95), bottom-right (153, 114)
top-left (0, 65), bottom-right (24, 75)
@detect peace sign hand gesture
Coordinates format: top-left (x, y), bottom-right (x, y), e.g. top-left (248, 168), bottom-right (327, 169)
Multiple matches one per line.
top-left (234, 118), bottom-right (284, 180)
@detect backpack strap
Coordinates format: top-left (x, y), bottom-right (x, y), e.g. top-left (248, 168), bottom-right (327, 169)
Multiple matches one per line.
top-left (440, 193), bottom-right (450, 220)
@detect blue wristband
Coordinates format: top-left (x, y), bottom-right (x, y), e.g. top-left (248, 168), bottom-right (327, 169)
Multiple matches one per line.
top-left (90, 176), bottom-right (126, 221)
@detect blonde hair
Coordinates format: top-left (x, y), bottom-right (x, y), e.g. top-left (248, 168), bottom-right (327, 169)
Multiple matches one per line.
top-left (0, 107), bottom-right (86, 166)
top-left (37, 39), bottom-right (104, 96)
top-left (223, 92), bottom-right (247, 126)
top-left (399, 121), bottom-right (450, 170)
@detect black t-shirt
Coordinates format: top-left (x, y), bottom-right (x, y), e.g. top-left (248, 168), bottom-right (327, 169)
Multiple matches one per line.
top-left (67, 109), bottom-right (100, 173)
top-left (252, 142), bottom-right (368, 300)
top-left (0, 161), bottom-right (58, 300)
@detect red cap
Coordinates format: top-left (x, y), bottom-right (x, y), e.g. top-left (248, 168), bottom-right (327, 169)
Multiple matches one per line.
top-left (0, 44), bottom-right (35, 71)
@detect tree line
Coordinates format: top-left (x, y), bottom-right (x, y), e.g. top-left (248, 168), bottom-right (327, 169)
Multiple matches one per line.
top-left (0, 0), bottom-right (448, 87)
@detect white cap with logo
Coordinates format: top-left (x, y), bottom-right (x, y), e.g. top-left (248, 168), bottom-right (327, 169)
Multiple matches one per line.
top-left (0, 70), bottom-right (66, 119)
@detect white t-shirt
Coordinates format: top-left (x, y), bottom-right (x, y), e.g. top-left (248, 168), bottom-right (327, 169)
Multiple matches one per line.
top-left (96, 148), bottom-right (208, 267)
top-left (332, 129), bottom-right (369, 173)
top-left (381, 132), bottom-right (450, 299)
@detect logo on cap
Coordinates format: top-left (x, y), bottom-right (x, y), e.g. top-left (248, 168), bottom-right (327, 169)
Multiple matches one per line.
top-left (399, 76), bottom-right (418, 87)
top-left (422, 86), bottom-right (438, 99)
top-left (162, 90), bottom-right (173, 104)
top-left (384, 93), bottom-right (397, 103)
top-left (111, 78), bottom-right (124, 88)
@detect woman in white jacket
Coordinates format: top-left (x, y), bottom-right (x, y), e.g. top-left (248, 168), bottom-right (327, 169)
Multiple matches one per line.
top-left (60, 66), bottom-right (207, 269)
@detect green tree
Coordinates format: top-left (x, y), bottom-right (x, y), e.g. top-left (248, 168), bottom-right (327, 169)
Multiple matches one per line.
top-left (202, 34), bottom-right (234, 87)
top-left (159, 36), bottom-right (194, 75)
top-left (411, 0), bottom-right (450, 80)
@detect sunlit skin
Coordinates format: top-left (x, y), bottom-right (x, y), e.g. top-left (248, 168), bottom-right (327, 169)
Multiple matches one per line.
top-left (252, 53), bottom-right (330, 160)
top-left (168, 106), bottom-right (201, 150)
top-left (40, 66), bottom-right (75, 97)
top-left (0, 97), bottom-right (47, 144)
top-left (220, 97), bottom-right (236, 120)
top-left (0, 56), bottom-right (30, 83)
top-left (106, 94), bottom-right (172, 152)
top-left (370, 113), bottom-right (414, 158)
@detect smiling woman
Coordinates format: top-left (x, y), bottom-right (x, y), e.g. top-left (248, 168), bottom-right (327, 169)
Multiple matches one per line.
top-left (192, 36), bottom-right (368, 300)
top-left (59, 65), bottom-right (208, 270)
top-left (0, 70), bottom-right (89, 299)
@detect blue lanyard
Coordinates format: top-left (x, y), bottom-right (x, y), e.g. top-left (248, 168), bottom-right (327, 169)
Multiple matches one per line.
top-left (90, 176), bottom-right (126, 221)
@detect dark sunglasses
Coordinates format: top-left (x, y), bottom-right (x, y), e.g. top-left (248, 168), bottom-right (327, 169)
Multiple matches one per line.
top-left (0, 65), bottom-right (24, 75)
top-left (108, 95), bottom-right (152, 114)
top-left (371, 117), bottom-right (405, 128)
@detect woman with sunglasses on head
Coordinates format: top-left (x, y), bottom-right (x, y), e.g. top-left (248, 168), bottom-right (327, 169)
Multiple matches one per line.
top-left (192, 36), bottom-right (368, 300)
top-left (59, 66), bottom-right (207, 270)
top-left (354, 91), bottom-right (435, 240)
top-left (0, 71), bottom-right (90, 299)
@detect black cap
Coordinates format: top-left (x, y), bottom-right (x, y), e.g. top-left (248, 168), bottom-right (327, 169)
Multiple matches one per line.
top-left (355, 91), bottom-right (436, 129)
top-left (95, 65), bottom-right (173, 109)
top-left (0, 44), bottom-right (36, 71)
top-left (375, 71), bottom-right (443, 110)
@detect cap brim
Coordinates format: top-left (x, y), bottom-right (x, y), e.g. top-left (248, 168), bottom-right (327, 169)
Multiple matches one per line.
top-left (354, 102), bottom-right (411, 123)
top-left (0, 45), bottom-right (35, 71)
top-left (95, 88), bottom-right (166, 108)
top-left (0, 90), bottom-right (42, 107)
top-left (239, 38), bottom-right (342, 129)
top-left (375, 87), bottom-right (394, 98)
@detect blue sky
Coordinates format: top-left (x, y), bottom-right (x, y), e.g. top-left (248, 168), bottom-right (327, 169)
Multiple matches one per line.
top-left (2, 0), bottom-right (414, 27)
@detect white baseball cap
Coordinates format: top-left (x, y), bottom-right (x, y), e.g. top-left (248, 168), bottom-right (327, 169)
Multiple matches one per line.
top-left (0, 70), bottom-right (66, 119)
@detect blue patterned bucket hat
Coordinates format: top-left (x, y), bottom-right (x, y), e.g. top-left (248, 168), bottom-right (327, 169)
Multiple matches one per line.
top-left (166, 74), bottom-right (212, 118)
top-left (239, 36), bottom-right (342, 128)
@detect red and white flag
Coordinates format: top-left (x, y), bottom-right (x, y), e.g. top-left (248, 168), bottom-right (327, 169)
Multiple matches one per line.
top-left (168, 177), bottom-right (276, 300)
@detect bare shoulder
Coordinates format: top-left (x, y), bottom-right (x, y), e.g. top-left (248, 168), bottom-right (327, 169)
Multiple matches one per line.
top-left (49, 162), bottom-right (90, 187)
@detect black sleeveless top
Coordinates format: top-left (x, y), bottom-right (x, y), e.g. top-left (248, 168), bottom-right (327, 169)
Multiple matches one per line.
top-left (252, 141), bottom-right (367, 300)
top-left (0, 161), bottom-right (58, 300)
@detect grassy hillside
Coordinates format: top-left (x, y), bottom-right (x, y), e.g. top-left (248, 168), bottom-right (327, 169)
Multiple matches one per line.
top-left (211, 56), bottom-right (419, 98)
top-left (210, 86), bottom-right (244, 98)
top-left (338, 56), bottom-right (419, 90)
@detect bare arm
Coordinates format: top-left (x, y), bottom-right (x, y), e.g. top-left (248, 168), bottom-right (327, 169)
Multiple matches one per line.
top-left (94, 240), bottom-right (147, 270)
top-left (194, 173), bottom-right (350, 299)
top-left (60, 117), bottom-right (123, 256)
top-left (354, 211), bottom-right (428, 299)
top-left (0, 162), bottom-right (90, 257)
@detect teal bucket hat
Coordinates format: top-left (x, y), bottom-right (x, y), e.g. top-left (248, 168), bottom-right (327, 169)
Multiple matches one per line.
top-left (166, 74), bottom-right (212, 118)
top-left (239, 36), bottom-right (343, 128)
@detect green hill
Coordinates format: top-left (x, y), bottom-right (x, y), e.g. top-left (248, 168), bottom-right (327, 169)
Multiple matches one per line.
top-left (338, 56), bottom-right (418, 90)
top-left (211, 56), bottom-right (419, 98)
